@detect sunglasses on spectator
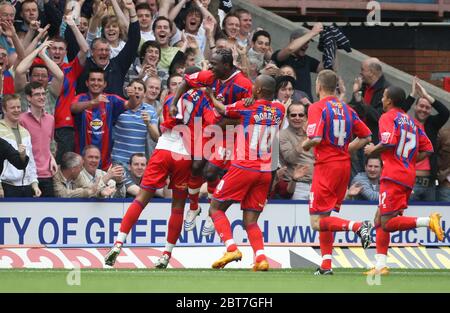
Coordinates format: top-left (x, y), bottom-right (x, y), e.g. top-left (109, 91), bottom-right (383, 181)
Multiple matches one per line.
top-left (289, 113), bottom-right (305, 118)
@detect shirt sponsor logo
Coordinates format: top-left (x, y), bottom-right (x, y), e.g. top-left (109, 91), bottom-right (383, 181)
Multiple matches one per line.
top-left (90, 119), bottom-right (103, 131)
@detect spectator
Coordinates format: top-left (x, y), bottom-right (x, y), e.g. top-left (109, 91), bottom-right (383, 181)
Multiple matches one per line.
top-left (275, 76), bottom-right (295, 127)
top-left (76, 0), bottom-right (140, 98)
top-left (111, 79), bottom-right (160, 167)
top-left (48, 15), bottom-right (89, 164)
top-left (0, 1), bottom-right (19, 66)
top-left (0, 136), bottom-right (29, 198)
top-left (53, 151), bottom-right (98, 198)
top-left (79, 145), bottom-right (125, 198)
top-left (279, 103), bottom-right (314, 199)
top-left (15, 0), bottom-right (41, 39)
top-left (136, 3), bottom-right (155, 42)
top-left (0, 46), bottom-right (14, 96)
top-left (19, 82), bottom-right (57, 197)
top-left (144, 76), bottom-right (162, 117)
top-left (100, 15), bottom-right (127, 59)
top-left (170, 2), bottom-right (207, 54)
top-left (350, 57), bottom-right (390, 144)
top-left (127, 40), bottom-right (167, 90)
top-left (145, 0), bottom-right (159, 17)
top-left (407, 79), bottom-right (450, 201)
top-left (271, 23), bottom-right (323, 100)
top-left (123, 152), bottom-right (146, 197)
top-left (247, 30), bottom-right (272, 81)
top-left (14, 38), bottom-right (64, 115)
top-left (221, 12), bottom-right (239, 43)
top-left (71, 68), bottom-right (127, 170)
top-left (347, 156), bottom-right (382, 201)
top-left (78, 15), bottom-right (90, 38)
top-left (437, 127), bottom-right (450, 202)
top-left (234, 8), bottom-right (252, 48)
top-left (153, 16), bottom-right (180, 72)
top-left (0, 94), bottom-right (40, 197)
top-left (123, 152), bottom-right (170, 198)
top-left (159, 73), bottom-right (183, 112)
top-left (86, 0), bottom-right (129, 59)
top-left (278, 65), bottom-right (311, 104)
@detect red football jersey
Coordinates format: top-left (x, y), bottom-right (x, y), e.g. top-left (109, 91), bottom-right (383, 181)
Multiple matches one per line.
top-left (306, 96), bottom-right (372, 164)
top-left (184, 70), bottom-right (252, 105)
top-left (224, 99), bottom-right (285, 172)
top-left (55, 57), bottom-right (84, 128)
top-left (378, 107), bottom-right (433, 188)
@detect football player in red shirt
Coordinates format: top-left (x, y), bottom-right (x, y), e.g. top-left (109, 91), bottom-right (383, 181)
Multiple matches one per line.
top-left (206, 74), bottom-right (285, 271)
top-left (302, 70), bottom-right (373, 275)
top-left (363, 86), bottom-right (444, 276)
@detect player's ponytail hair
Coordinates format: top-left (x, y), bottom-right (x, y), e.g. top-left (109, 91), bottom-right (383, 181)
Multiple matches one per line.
top-left (386, 86), bottom-right (406, 109)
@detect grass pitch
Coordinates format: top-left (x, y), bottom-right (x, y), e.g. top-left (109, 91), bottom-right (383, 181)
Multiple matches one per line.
top-left (0, 268), bottom-right (450, 293)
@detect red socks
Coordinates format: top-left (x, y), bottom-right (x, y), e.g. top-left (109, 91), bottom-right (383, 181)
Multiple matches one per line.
top-left (375, 224), bottom-right (390, 255)
top-left (246, 223), bottom-right (266, 263)
top-left (211, 210), bottom-right (236, 252)
top-left (167, 208), bottom-right (184, 245)
top-left (319, 217), bottom-right (361, 232)
top-left (383, 216), bottom-right (418, 232)
top-left (119, 200), bottom-right (144, 234)
top-left (319, 231), bottom-right (334, 270)
top-left (188, 175), bottom-right (204, 210)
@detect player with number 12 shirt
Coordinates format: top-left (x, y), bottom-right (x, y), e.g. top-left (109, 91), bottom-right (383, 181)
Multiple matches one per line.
top-left (363, 86), bottom-right (444, 276)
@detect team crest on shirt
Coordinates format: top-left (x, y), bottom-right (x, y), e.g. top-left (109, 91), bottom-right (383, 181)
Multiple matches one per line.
top-left (307, 123), bottom-right (316, 136)
top-left (381, 132), bottom-right (391, 144)
top-left (216, 93), bottom-right (225, 102)
top-left (189, 72), bottom-right (199, 79)
top-left (90, 119), bottom-right (103, 131)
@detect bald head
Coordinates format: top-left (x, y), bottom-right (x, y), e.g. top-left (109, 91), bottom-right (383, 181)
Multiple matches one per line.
top-left (361, 57), bottom-right (383, 85)
top-left (254, 74), bottom-right (276, 100)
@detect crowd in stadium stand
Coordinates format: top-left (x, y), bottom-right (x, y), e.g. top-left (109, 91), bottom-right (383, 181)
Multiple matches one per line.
top-left (0, 0), bottom-right (449, 202)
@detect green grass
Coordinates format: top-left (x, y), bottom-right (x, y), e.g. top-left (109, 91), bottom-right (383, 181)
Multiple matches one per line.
top-left (1, 268), bottom-right (450, 293)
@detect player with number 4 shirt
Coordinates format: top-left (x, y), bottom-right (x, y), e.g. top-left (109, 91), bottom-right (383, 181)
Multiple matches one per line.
top-left (302, 70), bottom-right (373, 276)
top-left (363, 86), bottom-right (444, 276)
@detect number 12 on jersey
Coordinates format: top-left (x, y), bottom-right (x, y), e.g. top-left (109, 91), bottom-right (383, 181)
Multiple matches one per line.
top-left (396, 129), bottom-right (416, 159)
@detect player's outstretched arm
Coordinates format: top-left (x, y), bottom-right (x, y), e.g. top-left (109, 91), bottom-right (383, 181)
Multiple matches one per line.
top-left (170, 81), bottom-right (190, 116)
top-left (302, 138), bottom-right (321, 152)
top-left (205, 88), bottom-right (226, 114)
top-left (364, 142), bottom-right (387, 157)
top-left (348, 136), bottom-right (372, 154)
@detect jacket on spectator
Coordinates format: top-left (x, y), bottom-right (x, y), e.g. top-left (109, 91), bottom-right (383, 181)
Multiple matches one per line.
top-left (349, 75), bottom-right (390, 144)
top-left (279, 125), bottom-right (314, 184)
top-left (53, 167), bottom-right (92, 198)
top-left (0, 137), bottom-right (29, 177)
top-left (76, 21), bottom-right (141, 98)
top-left (405, 97), bottom-right (450, 182)
top-left (0, 120), bottom-right (38, 186)
top-left (78, 168), bottom-right (125, 198)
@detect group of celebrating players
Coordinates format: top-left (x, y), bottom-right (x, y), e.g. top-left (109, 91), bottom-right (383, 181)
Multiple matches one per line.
top-left (104, 48), bottom-right (445, 275)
